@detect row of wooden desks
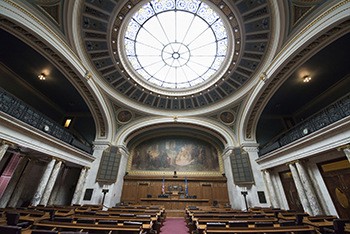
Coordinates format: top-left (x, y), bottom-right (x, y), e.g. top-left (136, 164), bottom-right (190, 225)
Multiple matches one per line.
top-left (203, 224), bottom-right (316, 233)
top-left (21, 220), bottom-right (145, 234)
top-left (0, 205), bottom-right (165, 234)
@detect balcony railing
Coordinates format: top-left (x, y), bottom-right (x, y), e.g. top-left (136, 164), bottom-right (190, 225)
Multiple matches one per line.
top-left (0, 88), bottom-right (92, 154)
top-left (259, 92), bottom-right (350, 156)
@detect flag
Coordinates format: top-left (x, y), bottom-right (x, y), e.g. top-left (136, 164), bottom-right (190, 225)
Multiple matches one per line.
top-left (162, 175), bottom-right (165, 194)
top-left (185, 176), bottom-right (188, 196)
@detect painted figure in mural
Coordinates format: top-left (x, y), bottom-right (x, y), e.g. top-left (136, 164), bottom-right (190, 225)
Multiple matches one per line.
top-left (198, 147), bottom-right (205, 164)
top-left (176, 145), bottom-right (195, 166)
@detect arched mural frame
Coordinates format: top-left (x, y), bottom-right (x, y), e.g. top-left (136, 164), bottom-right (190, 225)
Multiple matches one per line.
top-left (127, 132), bottom-right (224, 176)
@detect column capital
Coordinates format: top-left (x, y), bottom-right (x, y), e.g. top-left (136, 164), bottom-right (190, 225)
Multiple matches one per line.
top-left (261, 168), bottom-right (274, 173)
top-left (92, 141), bottom-right (111, 151)
top-left (337, 144), bottom-right (350, 151)
top-left (286, 161), bottom-right (295, 166)
top-left (294, 159), bottom-right (307, 164)
top-left (48, 156), bottom-right (65, 163)
top-left (240, 143), bottom-right (259, 152)
top-left (83, 166), bottom-right (90, 170)
top-left (117, 145), bottom-right (129, 157)
top-left (0, 139), bottom-right (15, 147)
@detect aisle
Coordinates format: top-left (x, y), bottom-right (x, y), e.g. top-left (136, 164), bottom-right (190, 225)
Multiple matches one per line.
top-left (160, 217), bottom-right (189, 234)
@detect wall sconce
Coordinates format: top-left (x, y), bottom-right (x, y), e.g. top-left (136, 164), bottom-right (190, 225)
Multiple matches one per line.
top-left (64, 118), bottom-right (72, 128)
top-left (303, 75), bottom-right (311, 82)
top-left (38, 73), bottom-right (46, 80)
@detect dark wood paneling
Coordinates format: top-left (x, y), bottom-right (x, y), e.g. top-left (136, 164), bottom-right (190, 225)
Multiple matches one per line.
top-left (121, 175), bottom-right (229, 207)
top-left (318, 158), bottom-right (350, 220)
top-left (279, 171), bottom-right (304, 213)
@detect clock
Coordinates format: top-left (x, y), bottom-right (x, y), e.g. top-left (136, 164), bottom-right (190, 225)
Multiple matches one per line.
top-left (43, 125), bottom-right (50, 132)
top-left (303, 128), bottom-right (309, 135)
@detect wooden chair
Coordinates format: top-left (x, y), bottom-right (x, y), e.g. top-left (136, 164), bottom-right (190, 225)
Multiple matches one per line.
top-left (0, 225), bottom-right (21, 234)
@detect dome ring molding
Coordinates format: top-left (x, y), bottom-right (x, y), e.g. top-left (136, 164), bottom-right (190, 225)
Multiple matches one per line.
top-left (112, 0), bottom-right (240, 97)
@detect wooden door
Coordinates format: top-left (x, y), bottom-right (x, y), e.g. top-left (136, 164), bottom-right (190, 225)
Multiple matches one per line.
top-left (318, 158), bottom-right (350, 219)
top-left (201, 183), bottom-right (213, 205)
top-left (137, 182), bottom-right (149, 204)
top-left (279, 171), bottom-right (304, 212)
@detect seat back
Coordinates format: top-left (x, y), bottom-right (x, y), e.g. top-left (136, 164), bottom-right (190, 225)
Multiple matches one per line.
top-left (6, 212), bottom-right (20, 225)
top-left (31, 230), bottom-right (59, 234)
top-left (53, 217), bottom-right (74, 223)
top-left (98, 219), bottom-right (119, 225)
top-left (279, 220), bottom-right (296, 226)
top-left (206, 222), bottom-right (226, 228)
top-left (229, 221), bottom-right (248, 227)
top-left (255, 221), bottom-right (274, 227)
top-left (0, 225), bottom-right (21, 234)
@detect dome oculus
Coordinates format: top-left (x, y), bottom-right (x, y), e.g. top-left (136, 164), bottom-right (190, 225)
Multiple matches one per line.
top-left (124, 0), bottom-right (229, 90)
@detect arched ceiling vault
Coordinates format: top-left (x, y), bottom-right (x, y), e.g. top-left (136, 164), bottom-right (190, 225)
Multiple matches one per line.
top-left (0, 1), bottom-right (110, 142)
top-left (244, 2), bottom-right (350, 145)
top-left (114, 117), bottom-right (237, 150)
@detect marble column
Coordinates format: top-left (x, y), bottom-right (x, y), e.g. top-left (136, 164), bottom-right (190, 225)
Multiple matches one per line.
top-left (262, 170), bottom-right (272, 207)
top-left (30, 158), bottom-right (56, 206)
top-left (343, 148), bottom-right (350, 162)
top-left (288, 162), bottom-right (313, 215)
top-left (264, 169), bottom-right (279, 208)
top-left (271, 172), bottom-right (283, 208)
top-left (0, 140), bottom-right (13, 162)
top-left (48, 165), bottom-right (68, 205)
top-left (78, 168), bottom-right (89, 205)
top-left (39, 159), bottom-right (63, 206)
top-left (7, 158), bottom-right (36, 208)
top-left (0, 156), bottom-right (28, 207)
top-left (295, 160), bottom-right (323, 215)
top-left (71, 167), bottom-right (88, 205)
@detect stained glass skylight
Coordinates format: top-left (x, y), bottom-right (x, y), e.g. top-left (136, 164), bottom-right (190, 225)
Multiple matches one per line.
top-left (124, 0), bottom-right (228, 89)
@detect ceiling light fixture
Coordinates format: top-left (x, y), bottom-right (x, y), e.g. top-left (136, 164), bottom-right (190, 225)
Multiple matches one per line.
top-left (64, 118), bottom-right (72, 128)
top-left (38, 73), bottom-right (45, 80)
top-left (303, 75), bottom-right (311, 82)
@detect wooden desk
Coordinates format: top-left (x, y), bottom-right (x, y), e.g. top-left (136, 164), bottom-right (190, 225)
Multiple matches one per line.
top-left (141, 198), bottom-right (209, 209)
top-left (203, 225), bottom-right (316, 233)
top-left (32, 220), bottom-right (146, 233)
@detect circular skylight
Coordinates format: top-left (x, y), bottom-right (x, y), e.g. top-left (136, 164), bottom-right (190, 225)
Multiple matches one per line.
top-left (123, 0), bottom-right (230, 90)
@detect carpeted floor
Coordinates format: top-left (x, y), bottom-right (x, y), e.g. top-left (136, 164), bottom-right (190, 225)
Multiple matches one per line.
top-left (160, 217), bottom-right (189, 234)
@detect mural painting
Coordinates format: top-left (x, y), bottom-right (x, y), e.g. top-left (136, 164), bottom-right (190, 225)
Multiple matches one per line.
top-left (129, 135), bottom-right (221, 173)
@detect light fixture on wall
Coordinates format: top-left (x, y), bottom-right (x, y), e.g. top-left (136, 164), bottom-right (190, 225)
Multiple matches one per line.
top-left (303, 75), bottom-right (311, 82)
top-left (64, 118), bottom-right (72, 128)
top-left (38, 73), bottom-right (46, 80)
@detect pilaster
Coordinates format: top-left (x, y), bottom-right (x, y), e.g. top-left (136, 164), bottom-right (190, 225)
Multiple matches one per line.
top-left (30, 157), bottom-right (56, 206)
top-left (40, 159), bottom-right (64, 206)
top-left (295, 160), bottom-right (323, 215)
top-left (7, 157), bottom-right (37, 207)
top-left (288, 162), bottom-right (313, 215)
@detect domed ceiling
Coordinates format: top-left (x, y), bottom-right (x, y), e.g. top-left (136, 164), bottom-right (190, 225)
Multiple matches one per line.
top-left (81, 0), bottom-right (272, 110)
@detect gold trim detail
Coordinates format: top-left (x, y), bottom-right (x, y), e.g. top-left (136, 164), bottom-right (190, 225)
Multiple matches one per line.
top-left (292, 3), bottom-right (316, 27)
top-left (35, 2), bottom-right (61, 26)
